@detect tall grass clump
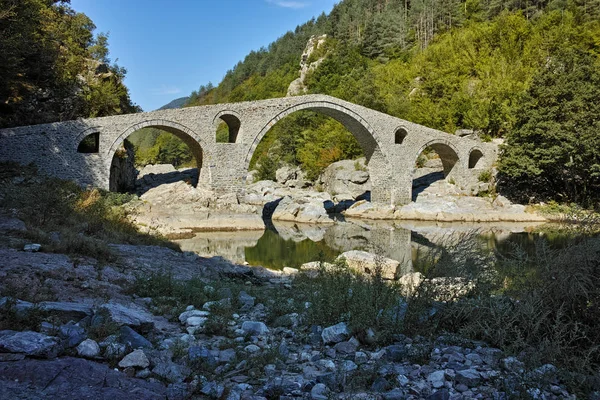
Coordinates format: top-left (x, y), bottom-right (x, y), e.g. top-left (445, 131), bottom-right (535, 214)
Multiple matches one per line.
top-left (297, 258), bottom-right (405, 344)
top-left (411, 234), bottom-right (600, 393)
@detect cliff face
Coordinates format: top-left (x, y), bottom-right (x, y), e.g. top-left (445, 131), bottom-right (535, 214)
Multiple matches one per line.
top-left (287, 35), bottom-right (329, 97)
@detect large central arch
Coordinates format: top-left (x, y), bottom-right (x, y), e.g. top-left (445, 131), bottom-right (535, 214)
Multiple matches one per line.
top-left (243, 101), bottom-right (392, 203)
top-left (106, 119), bottom-right (205, 191)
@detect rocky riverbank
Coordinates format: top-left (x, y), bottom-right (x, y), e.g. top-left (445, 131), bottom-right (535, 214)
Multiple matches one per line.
top-left (128, 161), bottom-right (547, 237)
top-left (0, 216), bottom-right (577, 399)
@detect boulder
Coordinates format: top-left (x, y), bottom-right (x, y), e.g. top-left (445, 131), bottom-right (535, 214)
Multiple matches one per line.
top-left (118, 349), bottom-right (150, 369)
top-left (272, 196), bottom-right (334, 224)
top-left (99, 302), bottom-right (154, 332)
top-left (241, 321), bottom-right (269, 336)
top-left (118, 326), bottom-right (152, 349)
top-left (321, 322), bottom-right (349, 344)
top-left (0, 331), bottom-right (59, 358)
top-left (76, 339), bottom-right (100, 358)
top-left (0, 357), bottom-right (166, 399)
top-left (319, 158), bottom-right (371, 199)
top-left (39, 301), bottom-right (93, 322)
top-left (337, 250), bottom-right (399, 279)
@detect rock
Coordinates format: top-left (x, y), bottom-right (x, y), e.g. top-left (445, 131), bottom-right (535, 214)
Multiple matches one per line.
top-left (186, 316), bottom-right (208, 328)
top-left (39, 301), bottom-right (93, 322)
top-left (455, 369), bottom-right (481, 387)
top-left (241, 321), bottom-right (269, 336)
top-left (178, 309), bottom-right (209, 324)
top-left (337, 250), bottom-right (399, 279)
top-left (152, 361), bottom-right (190, 383)
top-left (58, 323), bottom-right (87, 348)
top-left (0, 357), bottom-right (166, 399)
top-left (23, 243), bottom-right (41, 252)
top-left (371, 377), bottom-right (391, 392)
top-left (319, 158), bottom-right (371, 199)
top-left (272, 196), bottom-right (334, 224)
top-left (100, 302), bottom-right (154, 331)
top-left (502, 356), bottom-right (525, 373)
top-left (0, 217), bottom-right (26, 232)
top-left (385, 345), bottom-right (407, 362)
top-left (103, 341), bottom-right (127, 360)
top-left (385, 389), bottom-right (407, 400)
top-left (427, 370), bottom-right (446, 389)
top-left (397, 374), bottom-right (410, 386)
top-left (189, 346), bottom-right (217, 366)
top-left (238, 291), bottom-right (255, 311)
top-left (219, 348), bottom-right (236, 363)
top-left (429, 389), bottom-right (450, 400)
top-left (321, 322), bottom-right (349, 344)
top-left (340, 360), bottom-right (358, 372)
top-left (76, 339), bottom-right (100, 358)
top-left (355, 351), bottom-right (368, 364)
top-left (0, 330), bottom-right (59, 358)
top-left (334, 340), bottom-right (357, 355)
top-left (311, 383), bottom-right (329, 400)
top-left (201, 381), bottom-right (225, 399)
top-left (118, 349), bottom-right (150, 369)
top-left (166, 382), bottom-right (190, 400)
top-left (119, 326), bottom-right (152, 349)
top-left (398, 272), bottom-right (425, 296)
top-left (245, 344), bottom-right (260, 353)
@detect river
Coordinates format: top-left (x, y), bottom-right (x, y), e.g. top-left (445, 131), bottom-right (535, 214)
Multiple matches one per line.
top-left (173, 219), bottom-right (571, 273)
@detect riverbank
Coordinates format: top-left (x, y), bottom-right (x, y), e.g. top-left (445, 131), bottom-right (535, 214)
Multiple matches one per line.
top-left (1, 164), bottom-right (598, 398)
top-left (0, 216), bottom-right (587, 399)
top-left (127, 163), bottom-right (547, 238)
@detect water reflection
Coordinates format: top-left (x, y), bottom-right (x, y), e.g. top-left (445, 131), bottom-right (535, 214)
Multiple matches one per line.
top-left (176, 219), bottom-right (553, 272)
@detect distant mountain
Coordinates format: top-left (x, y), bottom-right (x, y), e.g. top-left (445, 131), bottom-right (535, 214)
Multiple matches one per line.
top-left (158, 97), bottom-right (189, 110)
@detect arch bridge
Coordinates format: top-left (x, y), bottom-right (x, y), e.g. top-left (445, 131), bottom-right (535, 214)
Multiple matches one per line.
top-left (0, 95), bottom-right (496, 205)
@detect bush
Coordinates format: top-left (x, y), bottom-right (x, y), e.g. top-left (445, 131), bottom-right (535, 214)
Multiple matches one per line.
top-left (297, 258), bottom-right (405, 344)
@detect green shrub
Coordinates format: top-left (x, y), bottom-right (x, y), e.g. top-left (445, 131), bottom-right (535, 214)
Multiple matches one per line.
top-left (297, 258), bottom-right (404, 344)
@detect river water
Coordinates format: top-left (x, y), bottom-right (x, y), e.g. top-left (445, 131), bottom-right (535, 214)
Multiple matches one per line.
top-left (174, 219), bottom-right (564, 273)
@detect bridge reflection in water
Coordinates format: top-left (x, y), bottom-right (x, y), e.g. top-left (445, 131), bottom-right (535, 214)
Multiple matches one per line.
top-left (175, 220), bottom-right (548, 274)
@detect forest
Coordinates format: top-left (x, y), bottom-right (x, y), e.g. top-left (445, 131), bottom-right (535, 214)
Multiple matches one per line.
top-left (0, 0), bottom-right (138, 128)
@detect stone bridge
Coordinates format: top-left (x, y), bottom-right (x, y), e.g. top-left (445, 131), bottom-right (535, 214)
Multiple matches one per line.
top-left (0, 94), bottom-right (496, 205)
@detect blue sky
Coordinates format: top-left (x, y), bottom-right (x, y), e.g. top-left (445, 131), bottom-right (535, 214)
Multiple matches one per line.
top-left (69, 0), bottom-right (338, 111)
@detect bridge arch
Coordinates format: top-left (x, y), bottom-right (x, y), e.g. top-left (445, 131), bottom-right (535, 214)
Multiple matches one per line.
top-left (413, 139), bottom-right (461, 177)
top-left (214, 110), bottom-right (242, 143)
top-left (243, 100), bottom-right (391, 203)
top-left (244, 101), bottom-right (384, 167)
top-left (107, 119), bottom-right (205, 190)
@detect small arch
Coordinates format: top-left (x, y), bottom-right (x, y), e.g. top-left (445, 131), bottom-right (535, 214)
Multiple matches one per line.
top-left (469, 149), bottom-right (484, 169)
top-left (214, 111), bottom-right (241, 143)
top-left (395, 127), bottom-right (408, 144)
top-left (414, 140), bottom-right (460, 176)
top-left (77, 132), bottom-right (99, 153)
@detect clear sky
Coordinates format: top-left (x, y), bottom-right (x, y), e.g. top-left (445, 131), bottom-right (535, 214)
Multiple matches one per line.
top-left (69, 0), bottom-right (338, 111)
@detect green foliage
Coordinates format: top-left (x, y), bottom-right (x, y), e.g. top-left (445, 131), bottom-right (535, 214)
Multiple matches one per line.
top-left (0, 0), bottom-right (138, 128)
top-left (131, 128), bottom-right (195, 168)
top-left (498, 49), bottom-right (600, 205)
top-left (215, 122), bottom-right (230, 143)
top-left (0, 163), bottom-right (177, 261)
top-left (298, 258), bottom-right (405, 343)
top-left (478, 170), bottom-right (492, 183)
top-left (249, 111), bottom-right (363, 181)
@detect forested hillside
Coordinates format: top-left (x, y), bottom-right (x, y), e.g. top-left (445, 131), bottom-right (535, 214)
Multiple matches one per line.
top-left (0, 0), bottom-right (138, 128)
top-left (171, 0), bottom-right (600, 204)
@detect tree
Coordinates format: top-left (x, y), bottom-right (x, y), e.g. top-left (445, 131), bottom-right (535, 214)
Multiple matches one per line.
top-left (498, 49), bottom-right (600, 205)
